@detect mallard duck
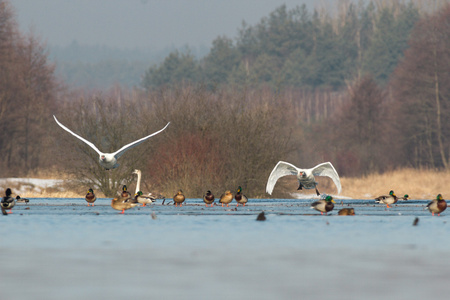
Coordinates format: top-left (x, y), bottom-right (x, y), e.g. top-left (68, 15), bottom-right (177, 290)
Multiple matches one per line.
top-left (132, 170), bottom-right (165, 203)
top-left (111, 196), bottom-right (138, 214)
top-left (1, 188), bottom-right (15, 214)
top-left (135, 191), bottom-right (156, 207)
top-left (426, 194), bottom-right (447, 216)
top-left (219, 190), bottom-right (233, 207)
top-left (399, 194), bottom-right (409, 201)
top-left (338, 208), bottom-right (355, 215)
top-left (15, 195), bottom-right (29, 203)
top-left (375, 190), bottom-right (397, 208)
top-left (311, 195), bottom-right (335, 215)
top-left (234, 186), bottom-right (248, 206)
top-left (203, 190), bottom-right (215, 207)
top-left (266, 161), bottom-right (341, 196)
top-left (121, 185), bottom-right (132, 199)
top-left (173, 190), bottom-right (185, 206)
top-left (85, 188), bottom-right (96, 206)
top-left (54, 115), bottom-right (170, 170)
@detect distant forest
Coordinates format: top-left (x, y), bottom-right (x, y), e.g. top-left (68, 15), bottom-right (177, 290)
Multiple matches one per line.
top-left (2, 0), bottom-right (450, 197)
top-left (143, 1), bottom-right (420, 90)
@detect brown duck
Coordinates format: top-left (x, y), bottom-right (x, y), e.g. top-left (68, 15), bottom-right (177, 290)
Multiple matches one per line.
top-left (338, 208), bottom-right (355, 215)
top-left (111, 196), bottom-right (138, 214)
top-left (173, 190), bottom-right (185, 206)
top-left (219, 190), bottom-right (233, 207)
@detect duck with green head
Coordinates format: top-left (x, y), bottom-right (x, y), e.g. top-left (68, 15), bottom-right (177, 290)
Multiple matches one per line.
top-left (135, 191), bottom-right (155, 207)
top-left (399, 194), bottom-right (409, 201)
top-left (85, 188), bottom-right (96, 206)
top-left (121, 185), bottom-right (131, 199)
top-left (311, 195), bottom-right (335, 215)
top-left (375, 190), bottom-right (397, 208)
top-left (426, 194), bottom-right (447, 216)
top-left (235, 186), bottom-right (248, 207)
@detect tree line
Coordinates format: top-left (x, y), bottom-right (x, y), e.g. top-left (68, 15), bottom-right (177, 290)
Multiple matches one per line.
top-left (2, 0), bottom-right (450, 197)
top-left (142, 1), bottom-right (421, 90)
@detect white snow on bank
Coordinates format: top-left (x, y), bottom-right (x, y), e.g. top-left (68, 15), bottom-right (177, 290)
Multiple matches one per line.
top-left (291, 192), bottom-right (353, 199)
top-left (0, 178), bottom-right (65, 194)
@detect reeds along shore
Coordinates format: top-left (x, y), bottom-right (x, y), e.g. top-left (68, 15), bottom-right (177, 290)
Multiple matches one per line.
top-left (5, 168), bottom-right (450, 200)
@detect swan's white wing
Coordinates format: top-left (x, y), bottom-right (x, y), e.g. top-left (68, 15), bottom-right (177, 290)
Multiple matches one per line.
top-left (266, 161), bottom-right (299, 195)
top-left (53, 115), bottom-right (102, 156)
top-left (112, 122), bottom-right (170, 159)
top-left (311, 162), bottom-right (342, 194)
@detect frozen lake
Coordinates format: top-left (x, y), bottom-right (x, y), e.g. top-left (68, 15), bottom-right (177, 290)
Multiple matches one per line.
top-left (1, 197), bottom-right (450, 299)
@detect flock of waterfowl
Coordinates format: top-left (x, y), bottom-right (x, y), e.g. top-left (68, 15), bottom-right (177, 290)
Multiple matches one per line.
top-left (1, 117), bottom-right (447, 217)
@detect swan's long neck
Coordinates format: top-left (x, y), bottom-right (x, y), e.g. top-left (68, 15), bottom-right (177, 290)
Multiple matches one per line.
top-left (135, 171), bottom-right (141, 194)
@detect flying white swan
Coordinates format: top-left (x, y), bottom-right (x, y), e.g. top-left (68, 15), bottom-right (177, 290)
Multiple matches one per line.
top-left (53, 115), bottom-right (170, 170)
top-left (266, 161), bottom-right (342, 196)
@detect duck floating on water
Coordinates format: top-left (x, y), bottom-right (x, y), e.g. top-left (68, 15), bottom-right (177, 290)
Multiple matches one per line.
top-left (311, 195), bottom-right (335, 215)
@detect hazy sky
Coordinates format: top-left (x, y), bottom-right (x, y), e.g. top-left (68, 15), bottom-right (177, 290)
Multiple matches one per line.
top-left (10, 0), bottom-right (326, 50)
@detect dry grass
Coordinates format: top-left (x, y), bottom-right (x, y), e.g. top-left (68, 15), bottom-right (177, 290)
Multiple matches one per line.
top-left (3, 168), bottom-right (450, 200)
top-left (340, 168), bottom-right (450, 200)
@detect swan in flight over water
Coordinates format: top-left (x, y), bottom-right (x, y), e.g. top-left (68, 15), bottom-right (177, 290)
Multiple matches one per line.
top-left (53, 115), bottom-right (170, 170)
top-left (266, 161), bottom-right (342, 196)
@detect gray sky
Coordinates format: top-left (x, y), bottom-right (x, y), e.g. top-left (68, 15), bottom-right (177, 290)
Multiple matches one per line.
top-left (10, 0), bottom-right (324, 50)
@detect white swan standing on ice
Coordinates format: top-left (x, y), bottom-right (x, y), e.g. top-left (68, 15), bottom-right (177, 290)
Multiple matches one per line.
top-left (266, 161), bottom-right (342, 196)
top-left (53, 115), bottom-right (170, 170)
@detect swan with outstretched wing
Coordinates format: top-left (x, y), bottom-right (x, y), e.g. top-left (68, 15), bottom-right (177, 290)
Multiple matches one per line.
top-left (54, 115), bottom-right (170, 170)
top-left (266, 161), bottom-right (342, 196)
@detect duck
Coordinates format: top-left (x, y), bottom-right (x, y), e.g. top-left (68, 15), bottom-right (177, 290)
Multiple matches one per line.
top-left (132, 169), bottom-right (164, 202)
top-left (375, 190), bottom-right (397, 208)
top-left (266, 161), bottom-right (341, 196)
top-left (234, 186), bottom-right (248, 207)
top-left (426, 194), bottom-right (447, 216)
top-left (111, 196), bottom-right (138, 214)
top-left (203, 190), bottom-right (215, 207)
top-left (338, 208), bottom-right (355, 215)
top-left (85, 188), bottom-right (96, 206)
top-left (15, 195), bottom-right (29, 203)
top-left (219, 190), bottom-right (233, 207)
top-left (135, 191), bottom-right (156, 207)
top-left (399, 194), bottom-right (409, 201)
top-left (54, 115), bottom-right (170, 170)
top-left (1, 188), bottom-right (15, 214)
top-left (120, 185), bottom-right (132, 199)
top-left (311, 195), bottom-right (335, 215)
top-left (173, 190), bottom-right (185, 207)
